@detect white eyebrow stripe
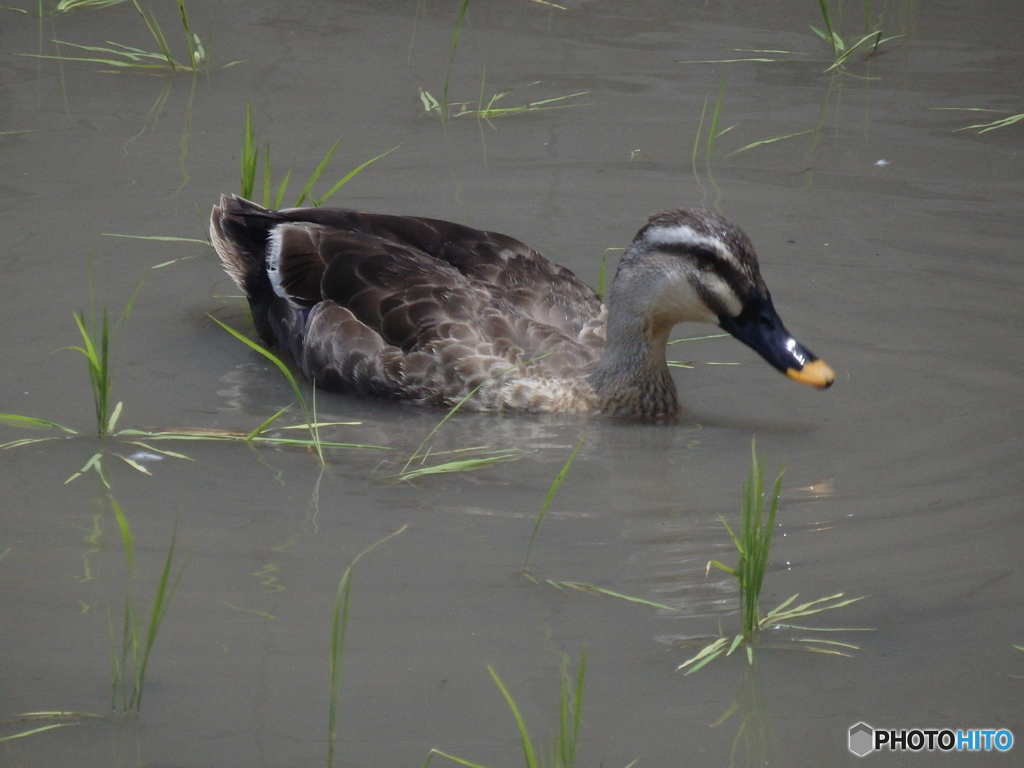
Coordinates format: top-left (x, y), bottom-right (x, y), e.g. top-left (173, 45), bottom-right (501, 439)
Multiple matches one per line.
top-left (642, 223), bottom-right (740, 268)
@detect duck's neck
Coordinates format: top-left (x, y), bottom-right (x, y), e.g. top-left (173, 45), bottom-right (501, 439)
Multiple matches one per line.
top-left (589, 309), bottom-right (678, 419)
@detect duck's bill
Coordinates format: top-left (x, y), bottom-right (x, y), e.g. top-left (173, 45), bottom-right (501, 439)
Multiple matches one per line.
top-left (718, 295), bottom-right (835, 390)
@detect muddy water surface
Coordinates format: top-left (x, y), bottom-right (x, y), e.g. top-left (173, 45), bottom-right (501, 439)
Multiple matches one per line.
top-left (2, 1), bottom-right (1022, 766)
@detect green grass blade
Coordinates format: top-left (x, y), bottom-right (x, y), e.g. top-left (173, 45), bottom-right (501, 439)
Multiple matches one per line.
top-left (115, 453), bottom-right (153, 476)
top-left (328, 525), bottom-right (407, 768)
top-left (395, 449), bottom-right (526, 480)
top-left (705, 75), bottom-right (726, 159)
top-left (729, 129), bottom-right (815, 156)
top-left (441, 0), bottom-right (472, 116)
top-left (421, 749), bottom-right (493, 768)
top-left (176, 0), bottom-right (197, 70)
top-left (677, 636), bottom-right (729, 673)
top-left (122, 441), bottom-right (192, 461)
top-left (109, 495), bottom-right (134, 573)
top-left (0, 413), bottom-right (78, 434)
top-left (487, 666), bottom-right (538, 768)
top-left (524, 435), bottom-right (584, 570)
top-left (313, 145), bottom-right (400, 207)
top-left (596, 249), bottom-right (611, 301)
top-left (293, 138), bottom-right (342, 207)
top-left (241, 103), bottom-right (258, 200)
top-left (549, 581), bottom-right (679, 611)
top-left (398, 352), bottom-right (552, 478)
top-left (246, 405), bottom-right (293, 440)
top-left (130, 519), bottom-right (188, 712)
top-left (273, 167), bottom-right (292, 209)
top-left (0, 723), bottom-right (78, 741)
top-left (209, 315), bottom-right (323, 457)
top-left (557, 649), bottom-right (586, 767)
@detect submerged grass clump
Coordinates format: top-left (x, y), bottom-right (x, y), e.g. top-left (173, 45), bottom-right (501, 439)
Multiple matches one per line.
top-left (678, 440), bottom-right (867, 674)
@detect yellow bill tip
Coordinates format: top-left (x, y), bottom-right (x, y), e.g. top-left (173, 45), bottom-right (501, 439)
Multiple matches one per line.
top-left (786, 359), bottom-right (836, 389)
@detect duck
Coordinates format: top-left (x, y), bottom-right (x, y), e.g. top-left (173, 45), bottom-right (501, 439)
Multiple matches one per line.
top-left (210, 195), bottom-right (834, 419)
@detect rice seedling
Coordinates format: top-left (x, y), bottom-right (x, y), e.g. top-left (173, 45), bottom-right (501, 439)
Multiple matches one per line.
top-left (327, 525), bottom-right (408, 768)
top-left (69, 277), bottom-right (143, 438)
top-left (811, 0), bottom-right (902, 72)
top-left (394, 446), bottom-right (528, 481)
top-left (71, 309), bottom-right (116, 437)
top-left (419, 83), bottom-right (590, 124)
top-left (677, 440), bottom-right (866, 674)
top-left (387, 356), bottom-right (555, 483)
top-left (54, 0), bottom-right (128, 11)
top-left (26, 0), bottom-right (215, 73)
top-left (421, 650), bottom-right (627, 768)
top-left (727, 128), bottom-right (817, 156)
top-left (691, 76), bottom-right (732, 166)
top-left (422, 0), bottom-right (584, 124)
top-left (240, 103), bottom-right (398, 208)
top-left (674, 48), bottom-right (808, 65)
top-left (0, 711), bottom-right (102, 743)
top-left (539, 580), bottom-right (678, 612)
top-left (1, 308), bottom-right (385, 482)
top-left (518, 436), bottom-right (681, 611)
top-left (117, 425), bottom-right (384, 452)
top-left (101, 233), bottom-right (208, 269)
top-left (522, 436), bottom-right (585, 571)
top-left (108, 500), bottom-right (189, 713)
top-left (0, 413), bottom-right (79, 446)
top-left (439, 0), bottom-right (471, 116)
top-left (943, 108), bottom-right (1024, 134)
top-left (716, 441), bottom-right (783, 641)
top-left (687, 80), bottom-right (730, 205)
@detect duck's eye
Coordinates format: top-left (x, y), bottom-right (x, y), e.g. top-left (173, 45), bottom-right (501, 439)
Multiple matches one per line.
top-left (691, 246), bottom-right (717, 262)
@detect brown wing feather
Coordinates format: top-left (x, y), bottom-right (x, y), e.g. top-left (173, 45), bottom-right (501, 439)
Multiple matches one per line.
top-left (272, 207), bottom-right (604, 339)
top-left (211, 196), bottom-right (607, 409)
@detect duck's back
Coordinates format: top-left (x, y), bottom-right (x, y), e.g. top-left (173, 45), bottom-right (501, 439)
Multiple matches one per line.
top-left (210, 196), bottom-right (606, 410)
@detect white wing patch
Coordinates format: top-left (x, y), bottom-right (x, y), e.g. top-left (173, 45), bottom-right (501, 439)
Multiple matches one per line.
top-left (266, 225), bottom-right (305, 307)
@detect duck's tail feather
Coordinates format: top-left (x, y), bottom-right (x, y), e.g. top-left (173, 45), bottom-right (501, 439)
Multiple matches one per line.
top-left (210, 195), bottom-right (286, 345)
top-left (210, 195), bottom-right (277, 293)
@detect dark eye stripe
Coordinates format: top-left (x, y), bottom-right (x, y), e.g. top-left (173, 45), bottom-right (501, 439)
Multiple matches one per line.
top-left (654, 240), bottom-right (753, 304)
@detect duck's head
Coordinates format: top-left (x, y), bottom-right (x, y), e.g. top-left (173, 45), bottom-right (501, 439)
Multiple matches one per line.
top-left (609, 208), bottom-right (835, 389)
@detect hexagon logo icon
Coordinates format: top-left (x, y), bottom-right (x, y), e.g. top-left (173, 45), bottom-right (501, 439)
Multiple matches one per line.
top-left (849, 722), bottom-right (874, 757)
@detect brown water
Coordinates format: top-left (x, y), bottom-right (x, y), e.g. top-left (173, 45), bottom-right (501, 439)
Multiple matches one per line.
top-left (2, 1), bottom-right (1022, 766)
